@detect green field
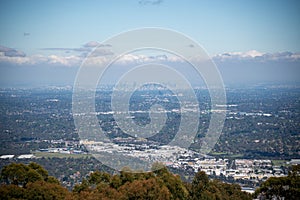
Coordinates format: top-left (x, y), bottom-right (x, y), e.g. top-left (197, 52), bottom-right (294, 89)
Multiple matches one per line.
top-left (209, 152), bottom-right (244, 158)
top-left (33, 152), bottom-right (92, 159)
top-left (209, 152), bottom-right (228, 156)
top-left (272, 160), bottom-right (288, 166)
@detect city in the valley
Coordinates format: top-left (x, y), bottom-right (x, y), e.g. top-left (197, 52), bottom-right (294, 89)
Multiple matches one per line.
top-left (0, 84), bottom-right (299, 192)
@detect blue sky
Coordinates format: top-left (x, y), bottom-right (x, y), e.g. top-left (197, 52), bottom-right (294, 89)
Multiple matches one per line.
top-left (0, 0), bottom-right (299, 87)
top-left (1, 0), bottom-right (299, 55)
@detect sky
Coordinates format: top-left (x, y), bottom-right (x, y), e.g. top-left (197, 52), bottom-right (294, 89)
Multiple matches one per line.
top-left (0, 0), bottom-right (300, 87)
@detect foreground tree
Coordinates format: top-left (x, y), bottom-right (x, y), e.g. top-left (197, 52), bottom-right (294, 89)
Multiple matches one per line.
top-left (254, 164), bottom-right (300, 200)
top-left (1, 162), bottom-right (253, 200)
top-left (0, 184), bottom-right (25, 200)
top-left (152, 164), bottom-right (189, 200)
top-left (1, 162), bottom-right (59, 187)
top-left (24, 181), bottom-right (69, 200)
top-left (1, 163), bottom-right (31, 186)
top-left (188, 170), bottom-right (252, 200)
top-left (119, 178), bottom-right (171, 200)
top-left (0, 163), bottom-right (69, 200)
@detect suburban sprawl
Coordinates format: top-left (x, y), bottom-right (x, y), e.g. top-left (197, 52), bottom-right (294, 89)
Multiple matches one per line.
top-left (0, 84), bottom-right (299, 193)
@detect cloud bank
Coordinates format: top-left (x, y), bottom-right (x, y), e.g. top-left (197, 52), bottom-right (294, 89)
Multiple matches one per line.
top-left (0, 44), bottom-right (299, 87)
top-left (1, 44), bottom-right (299, 67)
top-left (213, 50), bottom-right (300, 62)
top-left (0, 45), bottom-right (26, 57)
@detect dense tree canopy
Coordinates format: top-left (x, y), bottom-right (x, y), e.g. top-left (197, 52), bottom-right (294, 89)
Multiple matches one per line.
top-left (0, 163), bottom-right (68, 200)
top-left (254, 165), bottom-right (300, 200)
top-left (0, 162), bottom-right (253, 200)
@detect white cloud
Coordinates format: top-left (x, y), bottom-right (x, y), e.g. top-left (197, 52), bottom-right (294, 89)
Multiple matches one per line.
top-left (1, 43), bottom-right (300, 68)
top-left (213, 50), bottom-right (300, 62)
top-left (0, 53), bottom-right (83, 67)
top-left (0, 45), bottom-right (26, 57)
top-left (89, 48), bottom-right (114, 57)
top-left (47, 55), bottom-right (82, 66)
top-left (83, 41), bottom-right (100, 48)
top-left (83, 41), bottom-right (112, 48)
top-left (114, 54), bottom-right (184, 64)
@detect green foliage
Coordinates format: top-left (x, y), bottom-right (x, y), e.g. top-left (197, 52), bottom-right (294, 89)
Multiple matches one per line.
top-left (26, 168), bottom-right (43, 183)
top-left (160, 173), bottom-right (189, 200)
top-left (28, 162), bottom-right (48, 180)
top-left (120, 168), bottom-right (135, 185)
top-left (0, 162), bottom-right (59, 187)
top-left (189, 171), bottom-right (252, 200)
top-left (88, 171), bottom-right (111, 185)
top-left (0, 184), bottom-right (25, 200)
top-left (119, 177), bottom-right (171, 200)
top-left (110, 174), bottom-right (122, 189)
top-left (191, 171), bottom-right (209, 198)
top-left (24, 181), bottom-right (69, 200)
top-left (46, 176), bottom-right (60, 184)
top-left (0, 163), bottom-right (68, 200)
top-left (73, 179), bottom-right (90, 193)
top-left (255, 164), bottom-right (300, 200)
top-left (1, 163), bottom-right (29, 186)
top-left (0, 162), bottom-right (253, 200)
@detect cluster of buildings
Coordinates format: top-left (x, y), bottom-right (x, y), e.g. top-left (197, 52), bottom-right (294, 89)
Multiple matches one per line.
top-left (81, 137), bottom-right (289, 183)
top-left (172, 157), bottom-right (286, 181)
top-left (1, 136), bottom-right (294, 188)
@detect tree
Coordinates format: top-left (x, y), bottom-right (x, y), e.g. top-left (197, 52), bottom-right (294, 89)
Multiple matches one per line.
top-left (119, 178), bottom-right (170, 200)
top-left (0, 162), bottom-right (253, 200)
top-left (25, 181), bottom-right (69, 200)
top-left (155, 167), bottom-right (189, 200)
top-left (28, 162), bottom-right (48, 180)
top-left (120, 167), bottom-right (134, 185)
top-left (0, 184), bottom-right (25, 200)
top-left (46, 176), bottom-right (60, 184)
top-left (1, 163), bottom-right (29, 186)
top-left (0, 162), bottom-right (59, 187)
top-left (110, 174), bottom-right (122, 189)
top-left (88, 171), bottom-right (111, 185)
top-left (191, 171), bottom-right (209, 199)
top-left (73, 179), bottom-right (90, 193)
top-left (189, 170), bottom-right (252, 200)
top-left (0, 163), bottom-right (69, 200)
top-left (255, 164), bottom-right (300, 200)
top-left (209, 180), bottom-right (251, 200)
top-left (26, 168), bottom-right (43, 184)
